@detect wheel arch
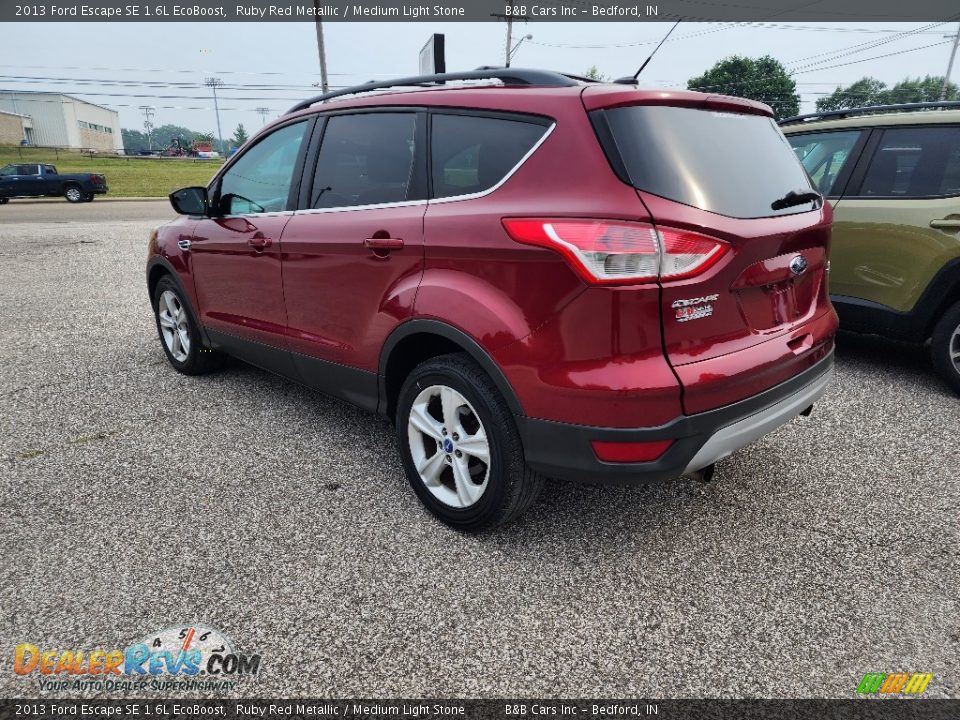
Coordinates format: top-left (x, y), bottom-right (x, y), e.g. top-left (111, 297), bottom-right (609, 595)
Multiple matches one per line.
top-left (379, 320), bottom-right (525, 422)
top-left (146, 257), bottom-right (210, 345)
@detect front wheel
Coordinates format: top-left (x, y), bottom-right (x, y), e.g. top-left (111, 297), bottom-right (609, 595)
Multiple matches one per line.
top-left (931, 300), bottom-right (960, 394)
top-left (396, 353), bottom-right (543, 531)
top-left (0, 198), bottom-right (8, 205)
top-left (152, 277), bottom-right (222, 375)
top-left (63, 185), bottom-right (83, 203)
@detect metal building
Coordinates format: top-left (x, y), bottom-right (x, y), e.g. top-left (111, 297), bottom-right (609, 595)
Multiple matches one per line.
top-left (0, 91), bottom-right (122, 152)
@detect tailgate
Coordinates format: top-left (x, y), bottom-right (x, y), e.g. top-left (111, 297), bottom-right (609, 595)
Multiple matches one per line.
top-left (591, 99), bottom-right (837, 414)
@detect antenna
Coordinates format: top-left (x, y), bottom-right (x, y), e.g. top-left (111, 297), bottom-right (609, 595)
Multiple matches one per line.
top-left (615, 20), bottom-right (681, 85)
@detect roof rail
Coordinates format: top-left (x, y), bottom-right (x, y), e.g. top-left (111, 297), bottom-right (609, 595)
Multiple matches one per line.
top-left (286, 68), bottom-right (581, 114)
top-left (780, 100), bottom-right (960, 126)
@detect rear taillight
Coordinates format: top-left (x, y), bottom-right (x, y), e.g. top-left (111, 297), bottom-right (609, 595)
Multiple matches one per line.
top-left (501, 218), bottom-right (728, 286)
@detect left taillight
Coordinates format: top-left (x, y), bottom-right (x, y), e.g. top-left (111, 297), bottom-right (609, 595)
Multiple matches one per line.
top-left (501, 218), bottom-right (728, 286)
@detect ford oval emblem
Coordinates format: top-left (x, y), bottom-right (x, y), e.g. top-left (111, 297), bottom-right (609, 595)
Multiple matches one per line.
top-left (789, 255), bottom-right (808, 275)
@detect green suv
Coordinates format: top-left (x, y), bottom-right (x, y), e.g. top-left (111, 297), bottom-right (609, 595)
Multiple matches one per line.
top-left (782, 102), bottom-right (960, 393)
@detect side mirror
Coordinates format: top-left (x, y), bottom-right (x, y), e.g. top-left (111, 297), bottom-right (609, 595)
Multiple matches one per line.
top-left (169, 186), bottom-right (208, 216)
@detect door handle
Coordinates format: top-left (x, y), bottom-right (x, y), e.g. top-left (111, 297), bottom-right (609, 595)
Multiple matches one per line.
top-left (178, 239), bottom-right (191, 251)
top-left (930, 219), bottom-right (960, 230)
top-left (248, 233), bottom-right (272, 250)
top-left (364, 237), bottom-right (404, 251)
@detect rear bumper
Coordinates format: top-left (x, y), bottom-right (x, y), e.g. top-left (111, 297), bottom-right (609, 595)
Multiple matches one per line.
top-left (517, 351), bottom-right (834, 483)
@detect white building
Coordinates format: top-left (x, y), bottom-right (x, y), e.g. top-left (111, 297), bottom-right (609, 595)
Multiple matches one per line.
top-left (0, 91), bottom-right (123, 153)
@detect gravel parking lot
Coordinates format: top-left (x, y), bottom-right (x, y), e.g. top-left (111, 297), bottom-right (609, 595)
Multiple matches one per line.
top-left (0, 201), bottom-right (957, 699)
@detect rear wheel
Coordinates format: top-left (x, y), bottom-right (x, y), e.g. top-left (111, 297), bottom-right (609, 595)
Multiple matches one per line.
top-left (63, 185), bottom-right (83, 203)
top-left (152, 276), bottom-right (222, 375)
top-left (931, 300), bottom-right (960, 394)
top-left (396, 353), bottom-right (543, 531)
top-left (82, 193), bottom-right (95, 202)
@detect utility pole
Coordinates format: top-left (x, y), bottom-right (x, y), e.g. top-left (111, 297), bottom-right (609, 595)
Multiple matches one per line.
top-left (490, 13), bottom-right (530, 67)
top-left (139, 105), bottom-right (155, 152)
top-left (204, 77), bottom-right (225, 155)
top-left (314, 0), bottom-right (329, 92)
top-left (942, 22), bottom-right (960, 100)
top-left (255, 106), bottom-right (271, 126)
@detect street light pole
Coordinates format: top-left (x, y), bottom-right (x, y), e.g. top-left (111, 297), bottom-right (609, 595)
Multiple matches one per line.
top-left (204, 77), bottom-right (225, 155)
top-left (942, 23), bottom-right (960, 100)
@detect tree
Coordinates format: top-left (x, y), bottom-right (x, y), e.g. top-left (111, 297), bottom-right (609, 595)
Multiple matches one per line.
top-left (885, 75), bottom-right (958, 104)
top-left (121, 128), bottom-right (149, 153)
top-left (583, 65), bottom-right (609, 82)
top-left (687, 55), bottom-right (800, 120)
top-left (816, 77), bottom-right (887, 112)
top-left (231, 123), bottom-right (249, 147)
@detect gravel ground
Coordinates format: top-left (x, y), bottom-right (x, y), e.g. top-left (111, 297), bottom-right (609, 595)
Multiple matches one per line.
top-left (0, 202), bottom-right (957, 699)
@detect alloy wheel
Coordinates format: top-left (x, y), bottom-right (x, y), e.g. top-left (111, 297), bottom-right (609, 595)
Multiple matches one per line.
top-left (407, 384), bottom-right (490, 508)
top-left (157, 290), bottom-right (191, 362)
top-left (65, 187), bottom-right (82, 203)
top-left (951, 323), bottom-right (960, 375)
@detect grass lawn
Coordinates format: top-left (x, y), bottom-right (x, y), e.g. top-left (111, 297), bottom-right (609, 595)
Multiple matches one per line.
top-left (0, 146), bottom-right (223, 197)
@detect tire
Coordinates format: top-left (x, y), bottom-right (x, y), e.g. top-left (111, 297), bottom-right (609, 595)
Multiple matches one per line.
top-left (930, 300), bottom-right (960, 394)
top-left (63, 185), bottom-right (83, 203)
top-left (82, 193), bottom-right (95, 202)
top-left (0, 198), bottom-right (8, 205)
top-left (152, 276), bottom-right (222, 375)
top-left (396, 353), bottom-right (544, 531)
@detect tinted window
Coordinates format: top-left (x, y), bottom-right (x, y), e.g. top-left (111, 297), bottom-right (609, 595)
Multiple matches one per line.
top-left (857, 126), bottom-right (960, 198)
top-left (431, 114), bottom-right (548, 199)
top-left (603, 106), bottom-right (817, 218)
top-left (17, 165), bottom-right (39, 175)
top-left (0, 166), bottom-right (15, 177)
top-left (44, 165), bottom-right (57, 175)
top-left (218, 120), bottom-right (307, 215)
top-left (787, 130), bottom-right (862, 196)
top-left (311, 113), bottom-right (417, 208)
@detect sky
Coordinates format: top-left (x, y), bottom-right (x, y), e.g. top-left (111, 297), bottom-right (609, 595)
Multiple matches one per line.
top-left (2, 20), bottom-right (958, 140)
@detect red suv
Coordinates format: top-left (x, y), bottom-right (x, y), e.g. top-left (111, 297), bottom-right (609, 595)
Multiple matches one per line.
top-left (148, 69), bottom-right (837, 530)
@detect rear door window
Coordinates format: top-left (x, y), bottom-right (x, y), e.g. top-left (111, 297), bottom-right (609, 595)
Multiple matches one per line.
top-left (854, 126), bottom-right (960, 198)
top-left (787, 130), bottom-right (863, 196)
top-left (600, 105), bottom-right (817, 218)
top-left (430, 113), bottom-right (550, 199)
top-left (310, 112), bottom-right (418, 209)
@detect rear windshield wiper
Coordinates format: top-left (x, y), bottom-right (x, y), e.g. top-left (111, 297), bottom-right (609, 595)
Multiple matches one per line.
top-left (771, 189), bottom-right (822, 211)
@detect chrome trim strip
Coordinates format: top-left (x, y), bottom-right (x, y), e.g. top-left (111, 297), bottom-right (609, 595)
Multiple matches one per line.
top-left (683, 365), bottom-right (834, 473)
top-left (295, 199), bottom-right (428, 216)
top-left (219, 210), bottom-right (296, 220)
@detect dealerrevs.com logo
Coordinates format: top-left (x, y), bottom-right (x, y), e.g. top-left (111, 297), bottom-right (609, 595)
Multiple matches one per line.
top-left (13, 625), bottom-right (261, 692)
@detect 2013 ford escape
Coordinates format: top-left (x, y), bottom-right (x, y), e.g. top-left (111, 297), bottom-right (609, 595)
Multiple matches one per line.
top-left (147, 69), bottom-right (838, 530)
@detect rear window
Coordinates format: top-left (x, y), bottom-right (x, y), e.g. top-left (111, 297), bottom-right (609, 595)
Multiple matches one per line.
top-left (602, 105), bottom-right (817, 218)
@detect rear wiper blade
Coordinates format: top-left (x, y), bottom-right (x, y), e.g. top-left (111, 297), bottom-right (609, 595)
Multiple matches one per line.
top-left (771, 189), bottom-right (821, 211)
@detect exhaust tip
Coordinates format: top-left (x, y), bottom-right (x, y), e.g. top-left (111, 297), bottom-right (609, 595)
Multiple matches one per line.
top-left (685, 463), bottom-right (715, 483)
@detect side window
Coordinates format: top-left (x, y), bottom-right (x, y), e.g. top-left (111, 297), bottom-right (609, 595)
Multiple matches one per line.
top-left (217, 120), bottom-right (307, 215)
top-left (431, 114), bottom-right (549, 199)
top-left (786, 130), bottom-right (862, 196)
top-left (44, 165), bottom-right (57, 175)
top-left (0, 166), bottom-right (16, 177)
top-left (17, 165), bottom-right (39, 175)
top-left (310, 113), bottom-right (417, 209)
top-left (857, 126), bottom-right (960, 198)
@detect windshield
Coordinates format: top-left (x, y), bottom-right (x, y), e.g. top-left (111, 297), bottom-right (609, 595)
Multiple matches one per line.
top-left (601, 105), bottom-right (818, 218)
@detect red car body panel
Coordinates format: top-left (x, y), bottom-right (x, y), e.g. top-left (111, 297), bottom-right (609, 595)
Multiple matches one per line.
top-left (279, 205), bottom-right (426, 370)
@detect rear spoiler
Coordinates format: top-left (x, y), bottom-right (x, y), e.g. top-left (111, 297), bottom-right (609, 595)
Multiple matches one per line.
top-left (581, 86), bottom-right (774, 118)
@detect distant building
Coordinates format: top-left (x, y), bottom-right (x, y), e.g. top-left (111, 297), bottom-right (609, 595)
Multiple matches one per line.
top-left (0, 91), bottom-right (122, 152)
top-left (0, 109), bottom-right (31, 146)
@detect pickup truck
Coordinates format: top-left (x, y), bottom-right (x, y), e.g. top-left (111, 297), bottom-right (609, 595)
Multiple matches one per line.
top-left (0, 163), bottom-right (108, 204)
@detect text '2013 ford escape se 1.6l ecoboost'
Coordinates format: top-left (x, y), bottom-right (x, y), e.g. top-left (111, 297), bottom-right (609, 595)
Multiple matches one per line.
top-left (147, 69), bottom-right (838, 530)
